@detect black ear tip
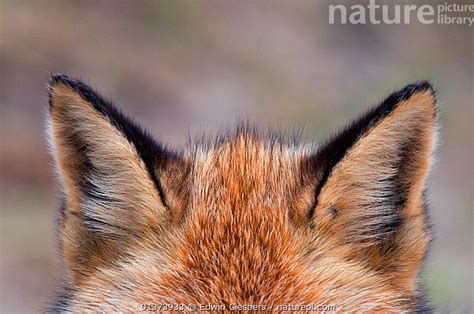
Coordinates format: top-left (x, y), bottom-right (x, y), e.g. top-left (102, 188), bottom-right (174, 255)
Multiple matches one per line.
top-left (412, 80), bottom-right (436, 94)
top-left (381, 80), bottom-right (437, 116)
top-left (398, 80), bottom-right (436, 101)
top-left (48, 74), bottom-right (78, 110)
top-left (411, 80), bottom-right (434, 90)
top-left (48, 74), bottom-right (94, 92)
top-left (49, 73), bottom-right (74, 86)
top-left (48, 74), bottom-right (105, 112)
top-left (48, 74), bottom-right (80, 98)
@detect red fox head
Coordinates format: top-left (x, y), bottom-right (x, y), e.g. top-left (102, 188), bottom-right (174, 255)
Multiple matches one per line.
top-left (47, 75), bottom-right (437, 311)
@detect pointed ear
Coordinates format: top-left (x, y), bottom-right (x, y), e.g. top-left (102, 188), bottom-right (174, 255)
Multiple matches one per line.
top-left (47, 75), bottom-right (188, 281)
top-left (308, 82), bottom-right (437, 290)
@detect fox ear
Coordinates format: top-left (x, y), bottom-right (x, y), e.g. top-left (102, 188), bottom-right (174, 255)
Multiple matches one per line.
top-left (308, 82), bottom-right (437, 290)
top-left (47, 75), bottom-right (187, 281)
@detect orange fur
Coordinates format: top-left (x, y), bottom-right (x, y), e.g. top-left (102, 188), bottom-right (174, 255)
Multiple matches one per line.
top-left (47, 77), bottom-right (437, 312)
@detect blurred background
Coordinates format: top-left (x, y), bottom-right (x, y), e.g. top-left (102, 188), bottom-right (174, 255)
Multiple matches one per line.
top-left (1, 0), bottom-right (472, 312)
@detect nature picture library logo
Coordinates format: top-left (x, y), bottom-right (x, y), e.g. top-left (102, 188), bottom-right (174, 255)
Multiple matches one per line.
top-left (329, 0), bottom-right (474, 26)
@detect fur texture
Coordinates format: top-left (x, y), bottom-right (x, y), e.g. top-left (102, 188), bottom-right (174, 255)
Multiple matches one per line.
top-left (47, 74), bottom-right (437, 312)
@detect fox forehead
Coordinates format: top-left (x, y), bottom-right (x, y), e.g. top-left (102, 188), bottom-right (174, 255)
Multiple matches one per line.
top-left (168, 132), bottom-right (322, 232)
top-left (188, 133), bottom-right (310, 210)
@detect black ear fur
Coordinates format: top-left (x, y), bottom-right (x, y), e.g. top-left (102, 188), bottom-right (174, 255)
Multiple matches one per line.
top-left (308, 81), bottom-right (436, 217)
top-left (49, 74), bottom-right (178, 208)
top-left (48, 74), bottom-right (193, 281)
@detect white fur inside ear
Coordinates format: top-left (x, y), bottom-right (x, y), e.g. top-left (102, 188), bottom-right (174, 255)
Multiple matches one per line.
top-left (44, 109), bottom-right (68, 200)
